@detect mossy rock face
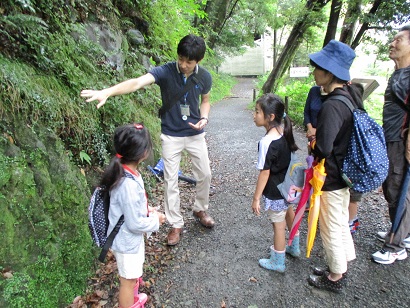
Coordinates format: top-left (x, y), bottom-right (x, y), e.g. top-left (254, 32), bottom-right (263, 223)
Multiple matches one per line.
top-left (0, 117), bottom-right (94, 307)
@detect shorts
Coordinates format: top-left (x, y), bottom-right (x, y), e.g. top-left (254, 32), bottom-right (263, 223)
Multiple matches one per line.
top-left (263, 196), bottom-right (289, 223)
top-left (267, 208), bottom-right (288, 223)
top-left (113, 248), bottom-right (144, 279)
top-left (263, 196), bottom-right (289, 212)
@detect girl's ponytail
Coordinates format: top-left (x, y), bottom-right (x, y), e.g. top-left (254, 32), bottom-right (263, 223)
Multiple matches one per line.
top-left (282, 114), bottom-right (299, 152)
top-left (100, 154), bottom-right (125, 192)
top-left (257, 93), bottom-right (299, 152)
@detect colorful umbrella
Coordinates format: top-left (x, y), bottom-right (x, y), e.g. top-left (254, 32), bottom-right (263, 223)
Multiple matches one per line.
top-left (288, 155), bottom-right (315, 246)
top-left (389, 164), bottom-right (410, 243)
top-left (306, 158), bottom-right (327, 258)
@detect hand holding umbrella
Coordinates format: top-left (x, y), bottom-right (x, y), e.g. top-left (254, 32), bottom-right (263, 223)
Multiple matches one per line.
top-left (288, 155), bottom-right (314, 246)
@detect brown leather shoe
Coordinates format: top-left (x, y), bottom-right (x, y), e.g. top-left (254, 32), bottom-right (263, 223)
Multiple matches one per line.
top-left (167, 228), bottom-right (182, 246)
top-left (193, 211), bottom-right (215, 228)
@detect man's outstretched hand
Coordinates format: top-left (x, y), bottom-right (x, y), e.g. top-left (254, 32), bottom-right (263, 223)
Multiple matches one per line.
top-left (80, 89), bottom-right (109, 109)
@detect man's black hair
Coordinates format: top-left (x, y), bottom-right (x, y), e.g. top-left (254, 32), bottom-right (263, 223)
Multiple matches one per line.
top-left (177, 34), bottom-right (206, 62)
top-left (400, 25), bottom-right (410, 40)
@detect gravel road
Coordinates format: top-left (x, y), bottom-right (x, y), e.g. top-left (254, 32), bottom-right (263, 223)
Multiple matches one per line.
top-left (151, 78), bottom-right (410, 308)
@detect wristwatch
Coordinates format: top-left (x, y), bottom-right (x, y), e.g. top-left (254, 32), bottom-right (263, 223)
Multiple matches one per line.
top-left (200, 117), bottom-right (209, 124)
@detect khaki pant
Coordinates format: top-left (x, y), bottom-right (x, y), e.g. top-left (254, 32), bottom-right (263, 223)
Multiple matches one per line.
top-left (161, 133), bottom-right (211, 228)
top-left (319, 188), bottom-right (356, 274)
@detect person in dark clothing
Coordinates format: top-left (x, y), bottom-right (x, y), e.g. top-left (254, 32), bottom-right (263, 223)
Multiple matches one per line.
top-left (373, 25), bottom-right (410, 264)
top-left (306, 40), bottom-right (363, 293)
top-left (81, 34), bottom-right (215, 247)
top-left (251, 94), bottom-right (300, 273)
top-left (304, 85), bottom-right (324, 141)
top-left (303, 85), bottom-right (363, 234)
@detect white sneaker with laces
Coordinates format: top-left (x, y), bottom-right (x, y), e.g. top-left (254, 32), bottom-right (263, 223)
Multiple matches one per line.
top-left (377, 231), bottom-right (410, 249)
top-left (404, 236), bottom-right (410, 249)
top-left (372, 248), bottom-right (407, 264)
top-left (376, 231), bottom-right (387, 242)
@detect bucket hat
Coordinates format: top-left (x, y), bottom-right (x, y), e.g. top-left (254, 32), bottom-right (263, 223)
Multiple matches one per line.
top-left (309, 40), bottom-right (356, 81)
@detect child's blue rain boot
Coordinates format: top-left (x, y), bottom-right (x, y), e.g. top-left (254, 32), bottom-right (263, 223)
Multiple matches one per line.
top-left (286, 235), bottom-right (301, 257)
top-left (259, 246), bottom-right (286, 273)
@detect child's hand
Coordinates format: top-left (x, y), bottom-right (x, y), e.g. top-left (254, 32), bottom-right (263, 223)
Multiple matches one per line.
top-left (251, 199), bottom-right (260, 216)
top-left (306, 127), bottom-right (316, 140)
top-left (157, 212), bottom-right (166, 225)
top-left (148, 205), bottom-right (160, 213)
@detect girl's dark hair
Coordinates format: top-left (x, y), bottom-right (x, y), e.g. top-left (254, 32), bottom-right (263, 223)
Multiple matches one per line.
top-left (256, 93), bottom-right (299, 152)
top-left (100, 123), bottom-right (153, 191)
top-left (177, 34), bottom-right (206, 62)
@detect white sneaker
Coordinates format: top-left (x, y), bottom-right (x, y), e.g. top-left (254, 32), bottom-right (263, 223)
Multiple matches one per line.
top-left (377, 231), bottom-right (410, 249)
top-left (372, 248), bottom-right (407, 264)
top-left (376, 231), bottom-right (387, 242)
top-left (404, 236), bottom-right (410, 249)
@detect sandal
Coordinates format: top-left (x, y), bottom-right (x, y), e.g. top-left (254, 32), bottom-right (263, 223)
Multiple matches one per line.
top-left (312, 266), bottom-right (347, 280)
top-left (308, 274), bottom-right (344, 293)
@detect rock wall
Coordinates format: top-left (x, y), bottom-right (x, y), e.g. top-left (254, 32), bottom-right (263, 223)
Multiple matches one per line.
top-left (0, 115), bottom-right (94, 306)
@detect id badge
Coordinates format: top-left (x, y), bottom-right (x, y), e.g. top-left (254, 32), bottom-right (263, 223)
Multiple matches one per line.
top-left (181, 105), bottom-right (190, 121)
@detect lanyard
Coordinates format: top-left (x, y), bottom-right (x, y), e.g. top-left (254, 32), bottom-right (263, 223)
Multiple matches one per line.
top-left (182, 75), bottom-right (188, 104)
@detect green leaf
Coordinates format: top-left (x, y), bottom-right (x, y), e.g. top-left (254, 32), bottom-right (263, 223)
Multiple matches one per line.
top-left (79, 151), bottom-right (91, 165)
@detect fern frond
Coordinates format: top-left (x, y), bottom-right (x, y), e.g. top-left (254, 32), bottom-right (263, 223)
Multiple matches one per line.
top-left (5, 14), bottom-right (48, 31)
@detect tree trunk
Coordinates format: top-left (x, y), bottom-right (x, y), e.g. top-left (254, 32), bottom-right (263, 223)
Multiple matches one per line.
top-left (350, 0), bottom-right (382, 49)
top-left (262, 0), bottom-right (331, 94)
top-left (273, 29), bottom-right (277, 65)
top-left (339, 0), bottom-right (362, 45)
top-left (323, 0), bottom-right (343, 46)
top-left (202, 0), bottom-right (233, 49)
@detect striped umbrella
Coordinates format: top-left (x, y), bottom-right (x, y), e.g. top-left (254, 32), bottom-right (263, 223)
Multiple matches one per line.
top-left (288, 155), bottom-right (314, 246)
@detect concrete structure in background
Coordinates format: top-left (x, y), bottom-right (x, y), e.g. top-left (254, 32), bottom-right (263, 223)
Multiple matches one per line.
top-left (218, 33), bottom-right (274, 76)
top-left (351, 78), bottom-right (380, 100)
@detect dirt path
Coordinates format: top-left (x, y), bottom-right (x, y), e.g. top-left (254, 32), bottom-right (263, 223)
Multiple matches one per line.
top-left (152, 78), bottom-right (410, 308)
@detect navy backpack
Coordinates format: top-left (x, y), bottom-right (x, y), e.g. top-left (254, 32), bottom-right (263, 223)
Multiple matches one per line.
top-left (88, 173), bottom-right (135, 262)
top-left (334, 95), bottom-right (388, 193)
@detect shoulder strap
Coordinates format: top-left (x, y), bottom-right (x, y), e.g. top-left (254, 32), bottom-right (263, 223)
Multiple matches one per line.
top-left (158, 67), bottom-right (205, 118)
top-left (330, 95), bottom-right (354, 183)
top-left (392, 91), bottom-right (410, 113)
top-left (98, 215), bottom-right (124, 262)
top-left (332, 95), bottom-right (355, 112)
top-left (98, 173), bottom-right (137, 262)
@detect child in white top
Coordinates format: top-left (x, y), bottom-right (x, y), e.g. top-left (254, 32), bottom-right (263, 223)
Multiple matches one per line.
top-left (100, 123), bottom-right (166, 308)
top-left (252, 93), bottom-right (300, 272)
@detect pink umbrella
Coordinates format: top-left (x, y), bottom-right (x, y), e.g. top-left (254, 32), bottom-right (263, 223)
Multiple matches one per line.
top-left (288, 155), bottom-right (315, 246)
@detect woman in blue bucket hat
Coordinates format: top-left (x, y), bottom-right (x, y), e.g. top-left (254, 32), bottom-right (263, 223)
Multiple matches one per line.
top-left (306, 40), bottom-right (364, 293)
